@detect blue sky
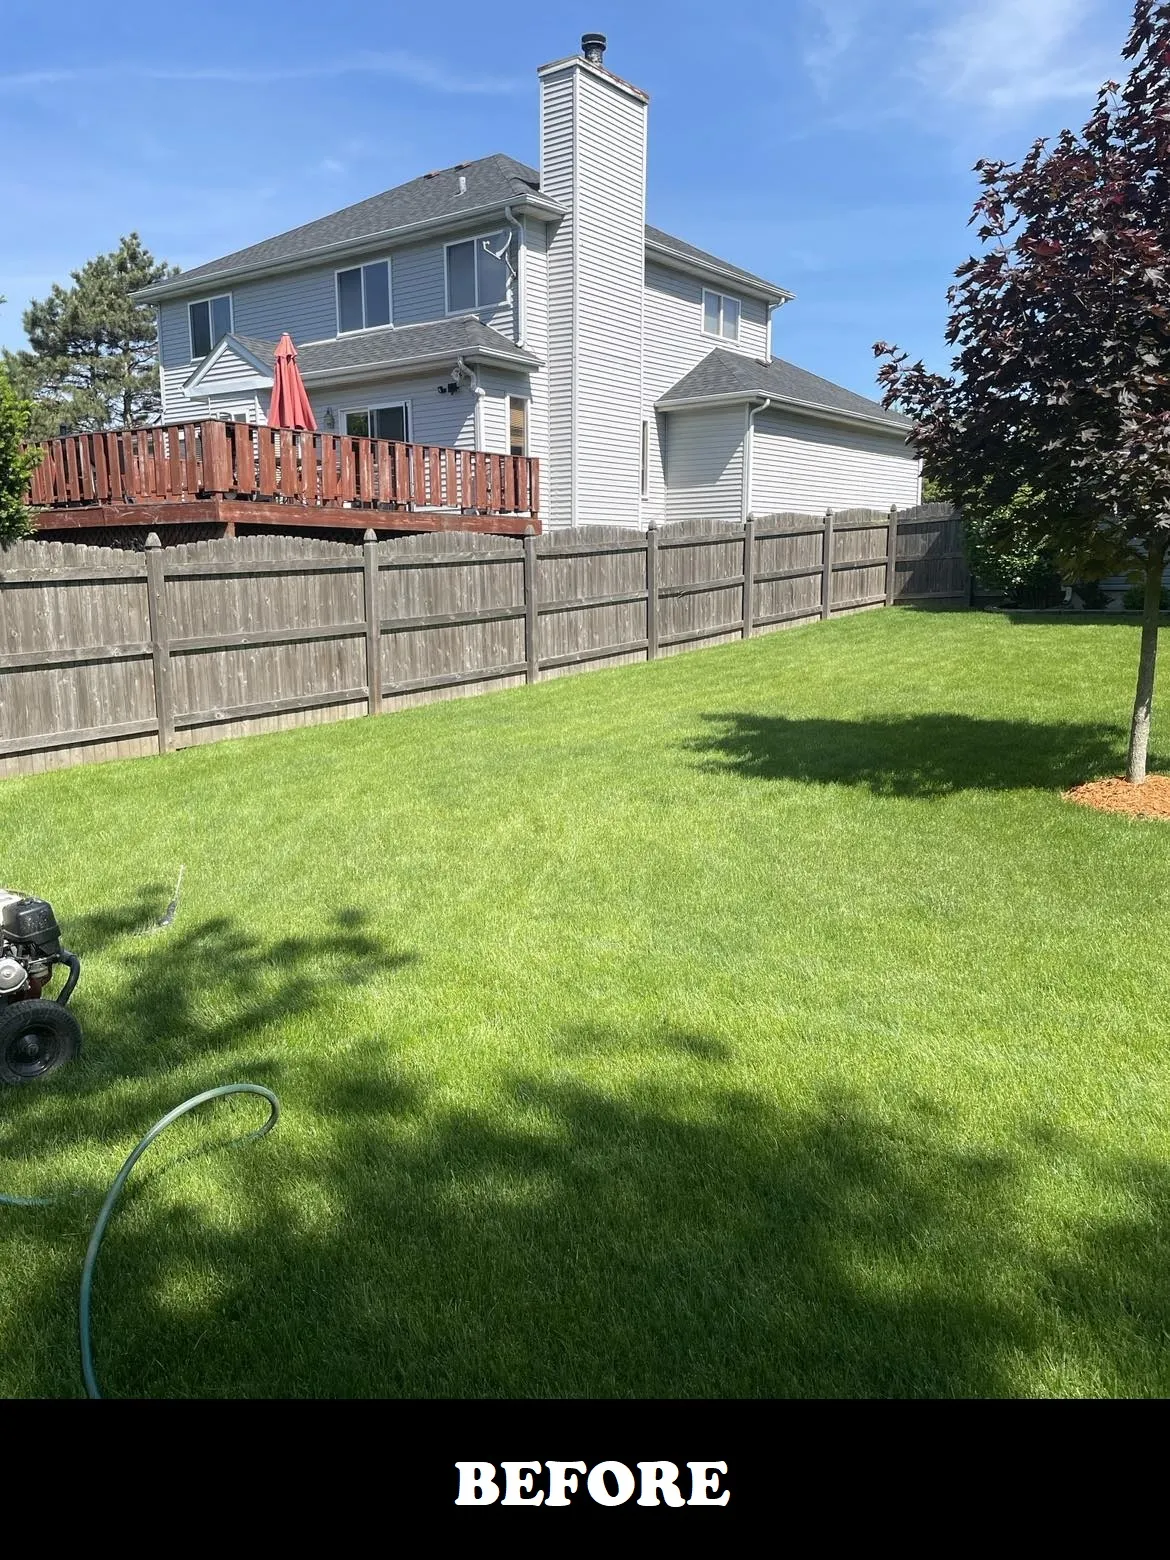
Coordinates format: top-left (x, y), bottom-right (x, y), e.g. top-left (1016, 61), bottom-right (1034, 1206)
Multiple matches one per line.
top-left (0, 0), bottom-right (1132, 399)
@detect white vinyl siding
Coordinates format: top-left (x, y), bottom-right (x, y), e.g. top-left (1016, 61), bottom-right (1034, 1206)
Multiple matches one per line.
top-left (188, 348), bottom-right (269, 395)
top-left (665, 405), bottom-right (745, 524)
top-left (642, 261), bottom-right (770, 522)
top-left (750, 409), bottom-right (920, 515)
top-left (539, 59), bottom-right (647, 527)
top-left (476, 366), bottom-right (532, 454)
top-left (198, 393), bottom-right (267, 424)
top-left (540, 66), bottom-right (576, 525)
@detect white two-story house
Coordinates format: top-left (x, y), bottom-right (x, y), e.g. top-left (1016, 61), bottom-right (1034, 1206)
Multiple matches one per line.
top-left (135, 33), bottom-right (919, 529)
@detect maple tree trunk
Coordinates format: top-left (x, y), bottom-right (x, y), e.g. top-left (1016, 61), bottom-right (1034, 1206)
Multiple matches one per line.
top-left (1126, 539), bottom-right (1166, 785)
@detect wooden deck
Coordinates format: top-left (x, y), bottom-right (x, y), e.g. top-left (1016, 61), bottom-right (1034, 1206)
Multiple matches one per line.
top-left (26, 420), bottom-right (540, 537)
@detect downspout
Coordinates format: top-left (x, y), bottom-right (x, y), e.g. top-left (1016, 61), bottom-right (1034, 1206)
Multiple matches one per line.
top-left (504, 205), bottom-right (525, 347)
top-left (473, 367), bottom-right (486, 451)
top-left (743, 397), bottom-right (774, 521)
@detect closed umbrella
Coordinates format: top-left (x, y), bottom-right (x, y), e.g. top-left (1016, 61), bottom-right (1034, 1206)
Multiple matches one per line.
top-left (267, 333), bottom-right (317, 430)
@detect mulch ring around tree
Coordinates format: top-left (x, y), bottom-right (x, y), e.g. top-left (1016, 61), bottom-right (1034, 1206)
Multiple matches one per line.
top-left (1063, 774), bottom-right (1170, 821)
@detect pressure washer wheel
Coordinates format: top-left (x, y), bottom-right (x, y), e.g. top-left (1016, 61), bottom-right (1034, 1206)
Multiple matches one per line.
top-left (0, 1000), bottom-right (82, 1085)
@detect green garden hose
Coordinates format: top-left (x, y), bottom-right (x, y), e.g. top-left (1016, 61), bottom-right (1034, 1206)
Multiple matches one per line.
top-left (4, 1082), bottom-right (280, 1399)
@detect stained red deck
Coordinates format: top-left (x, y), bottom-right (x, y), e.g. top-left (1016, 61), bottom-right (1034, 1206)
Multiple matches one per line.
top-left (26, 420), bottom-right (540, 536)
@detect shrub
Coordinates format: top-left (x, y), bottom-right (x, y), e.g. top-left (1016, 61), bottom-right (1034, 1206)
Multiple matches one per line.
top-left (1122, 582), bottom-right (1170, 612)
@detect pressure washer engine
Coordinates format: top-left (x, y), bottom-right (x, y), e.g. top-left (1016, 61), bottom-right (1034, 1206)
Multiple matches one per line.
top-left (0, 889), bottom-right (81, 1085)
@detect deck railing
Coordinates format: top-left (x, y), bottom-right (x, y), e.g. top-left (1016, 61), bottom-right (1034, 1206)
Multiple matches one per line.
top-left (26, 420), bottom-right (539, 518)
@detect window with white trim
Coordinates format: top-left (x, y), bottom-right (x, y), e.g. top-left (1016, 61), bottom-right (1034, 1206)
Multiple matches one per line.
top-left (702, 289), bottom-right (741, 342)
top-left (446, 231), bottom-right (511, 313)
top-left (336, 260), bottom-right (392, 334)
top-left (189, 295), bottom-right (232, 359)
top-left (508, 397), bottom-right (528, 457)
top-left (345, 404), bottom-right (409, 442)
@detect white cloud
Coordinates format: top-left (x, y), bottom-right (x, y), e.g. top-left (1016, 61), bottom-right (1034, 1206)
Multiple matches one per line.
top-left (0, 51), bottom-right (523, 97)
top-left (801, 0), bottom-right (870, 97)
top-left (799, 0), bottom-right (1123, 127)
top-left (918, 0), bottom-right (1114, 113)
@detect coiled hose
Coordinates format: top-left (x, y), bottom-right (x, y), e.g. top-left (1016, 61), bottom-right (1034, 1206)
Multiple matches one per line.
top-left (3, 1082), bottom-right (280, 1399)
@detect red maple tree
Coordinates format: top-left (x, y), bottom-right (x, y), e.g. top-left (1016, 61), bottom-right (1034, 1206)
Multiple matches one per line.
top-left (877, 0), bottom-right (1170, 784)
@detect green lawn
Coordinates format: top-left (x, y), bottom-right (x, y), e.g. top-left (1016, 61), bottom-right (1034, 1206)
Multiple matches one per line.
top-left (2, 606), bottom-right (1168, 1399)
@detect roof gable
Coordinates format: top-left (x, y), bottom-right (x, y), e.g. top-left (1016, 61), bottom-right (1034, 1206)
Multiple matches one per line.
top-left (183, 333), bottom-right (275, 393)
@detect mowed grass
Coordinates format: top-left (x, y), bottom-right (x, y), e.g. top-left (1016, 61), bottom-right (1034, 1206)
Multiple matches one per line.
top-left (1, 606), bottom-right (1168, 1399)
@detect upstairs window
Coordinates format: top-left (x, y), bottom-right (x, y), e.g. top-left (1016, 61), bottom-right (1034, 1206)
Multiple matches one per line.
top-left (337, 260), bottom-right (392, 333)
top-left (189, 295), bottom-right (232, 359)
top-left (446, 231), bottom-right (511, 313)
top-left (702, 289), bottom-right (741, 342)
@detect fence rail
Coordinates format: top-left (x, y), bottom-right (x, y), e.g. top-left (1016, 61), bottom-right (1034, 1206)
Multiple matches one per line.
top-left (0, 502), bottom-right (967, 777)
top-left (26, 419), bottom-right (539, 518)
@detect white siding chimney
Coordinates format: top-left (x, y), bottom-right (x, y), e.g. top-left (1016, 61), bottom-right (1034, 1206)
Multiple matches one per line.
top-left (539, 36), bottom-right (648, 527)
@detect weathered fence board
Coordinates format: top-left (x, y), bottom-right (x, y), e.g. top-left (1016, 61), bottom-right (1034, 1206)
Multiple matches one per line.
top-left (0, 503), bottom-right (967, 776)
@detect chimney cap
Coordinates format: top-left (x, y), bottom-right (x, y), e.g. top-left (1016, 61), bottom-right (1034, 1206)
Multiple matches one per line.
top-left (581, 32), bottom-right (606, 64)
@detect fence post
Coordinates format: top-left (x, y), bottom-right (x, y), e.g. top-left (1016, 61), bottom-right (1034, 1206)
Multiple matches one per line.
top-left (885, 504), bottom-right (899, 606)
top-left (144, 532), bottom-right (174, 754)
top-left (524, 525), bottom-right (539, 684)
top-left (821, 508), bottom-right (835, 620)
top-left (742, 515), bottom-right (755, 639)
top-left (646, 522), bottom-right (659, 660)
top-left (363, 528), bottom-right (382, 716)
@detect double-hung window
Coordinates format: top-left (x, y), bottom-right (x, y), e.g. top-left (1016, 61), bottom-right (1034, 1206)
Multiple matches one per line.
top-left (702, 289), bottom-right (741, 342)
top-left (189, 295), bottom-right (232, 359)
top-left (337, 260), bottom-right (392, 333)
top-left (345, 404), bottom-right (409, 442)
top-left (446, 231), bottom-right (511, 313)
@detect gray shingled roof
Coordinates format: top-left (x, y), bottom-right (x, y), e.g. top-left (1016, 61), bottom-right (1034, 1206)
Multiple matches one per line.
top-left (657, 348), bottom-right (910, 428)
top-left (141, 153), bottom-right (790, 302)
top-left (166, 155), bottom-right (546, 290)
top-left (189, 319), bottom-right (538, 390)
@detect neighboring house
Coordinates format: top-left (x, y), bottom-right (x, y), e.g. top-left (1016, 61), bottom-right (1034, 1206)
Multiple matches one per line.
top-left (134, 33), bottom-right (919, 529)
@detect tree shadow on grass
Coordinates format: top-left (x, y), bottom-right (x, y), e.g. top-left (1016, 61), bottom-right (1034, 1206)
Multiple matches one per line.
top-left (685, 713), bottom-right (1152, 798)
top-left (7, 1005), bottom-right (1170, 1398)
top-left (0, 894), bottom-right (418, 1163)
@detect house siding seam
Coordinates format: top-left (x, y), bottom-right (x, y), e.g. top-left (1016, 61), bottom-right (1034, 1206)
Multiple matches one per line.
top-left (750, 409), bottom-right (920, 515)
top-left (665, 405), bottom-right (745, 524)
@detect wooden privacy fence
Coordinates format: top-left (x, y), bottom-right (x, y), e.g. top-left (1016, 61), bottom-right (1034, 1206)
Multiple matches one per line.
top-left (26, 419), bottom-right (539, 518)
top-left (0, 502), bottom-right (967, 777)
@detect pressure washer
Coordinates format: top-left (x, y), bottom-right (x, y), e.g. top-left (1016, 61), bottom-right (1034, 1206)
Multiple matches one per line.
top-left (0, 887), bottom-right (82, 1085)
top-left (0, 880), bottom-right (279, 1397)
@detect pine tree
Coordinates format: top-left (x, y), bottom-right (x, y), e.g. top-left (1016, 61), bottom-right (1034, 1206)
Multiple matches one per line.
top-left (8, 235), bottom-right (178, 434)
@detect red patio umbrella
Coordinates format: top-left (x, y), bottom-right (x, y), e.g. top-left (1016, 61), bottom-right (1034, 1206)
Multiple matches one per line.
top-left (267, 333), bottom-right (317, 430)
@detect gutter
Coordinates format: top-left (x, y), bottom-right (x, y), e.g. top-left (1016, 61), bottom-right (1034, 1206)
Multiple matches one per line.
top-left (299, 345), bottom-right (543, 388)
top-left (132, 192), bottom-right (565, 304)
